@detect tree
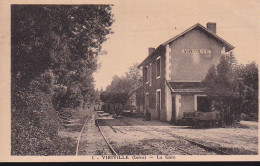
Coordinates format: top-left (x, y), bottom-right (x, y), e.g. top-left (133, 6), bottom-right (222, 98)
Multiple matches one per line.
top-left (236, 62), bottom-right (258, 120)
top-left (203, 53), bottom-right (240, 126)
top-left (11, 5), bottom-right (114, 155)
top-left (203, 52), bottom-right (259, 125)
top-left (125, 63), bottom-right (143, 90)
top-left (101, 63), bottom-right (142, 113)
top-left (12, 5), bottom-right (114, 110)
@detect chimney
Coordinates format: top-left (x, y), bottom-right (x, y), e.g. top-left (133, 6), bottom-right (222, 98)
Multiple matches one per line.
top-left (206, 22), bottom-right (216, 34)
top-left (148, 47), bottom-right (155, 55)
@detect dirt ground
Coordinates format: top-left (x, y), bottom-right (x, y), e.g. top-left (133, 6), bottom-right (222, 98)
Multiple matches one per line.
top-left (77, 114), bottom-right (112, 155)
top-left (99, 117), bottom-right (258, 155)
top-left (57, 109), bottom-right (258, 155)
top-left (101, 125), bottom-right (217, 155)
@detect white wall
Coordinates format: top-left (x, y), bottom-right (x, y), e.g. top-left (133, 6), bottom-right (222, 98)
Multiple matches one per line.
top-left (165, 84), bottom-right (172, 121)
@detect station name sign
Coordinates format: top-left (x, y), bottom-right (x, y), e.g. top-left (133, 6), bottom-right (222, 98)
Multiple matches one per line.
top-left (181, 49), bottom-right (212, 55)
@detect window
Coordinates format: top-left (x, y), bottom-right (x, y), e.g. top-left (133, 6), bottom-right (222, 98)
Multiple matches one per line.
top-left (149, 63), bottom-right (152, 86)
top-left (156, 56), bottom-right (161, 78)
top-left (143, 65), bottom-right (148, 84)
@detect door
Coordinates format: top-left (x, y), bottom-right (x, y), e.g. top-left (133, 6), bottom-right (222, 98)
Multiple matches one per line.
top-left (144, 93), bottom-right (149, 115)
top-left (171, 97), bottom-right (176, 124)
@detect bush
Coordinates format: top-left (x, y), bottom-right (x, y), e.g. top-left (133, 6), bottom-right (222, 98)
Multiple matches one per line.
top-left (11, 76), bottom-right (77, 155)
top-left (144, 112), bottom-right (151, 121)
top-left (241, 113), bottom-right (258, 121)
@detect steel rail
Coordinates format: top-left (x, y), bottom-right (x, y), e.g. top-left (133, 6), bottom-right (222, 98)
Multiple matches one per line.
top-left (75, 115), bottom-right (91, 156)
top-left (116, 118), bottom-right (193, 155)
top-left (120, 119), bottom-right (231, 155)
top-left (181, 136), bottom-right (231, 155)
top-left (96, 119), bottom-right (119, 156)
top-left (97, 116), bottom-right (230, 155)
top-left (150, 127), bottom-right (231, 155)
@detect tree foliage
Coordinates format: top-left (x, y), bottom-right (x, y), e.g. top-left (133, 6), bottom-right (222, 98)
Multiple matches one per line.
top-left (236, 62), bottom-right (258, 119)
top-left (11, 5), bottom-right (113, 155)
top-left (203, 53), bottom-right (258, 126)
top-left (12, 5), bottom-right (113, 110)
top-left (100, 63), bottom-right (142, 112)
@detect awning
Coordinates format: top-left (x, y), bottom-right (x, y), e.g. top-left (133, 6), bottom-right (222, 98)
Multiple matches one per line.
top-left (166, 81), bottom-right (204, 93)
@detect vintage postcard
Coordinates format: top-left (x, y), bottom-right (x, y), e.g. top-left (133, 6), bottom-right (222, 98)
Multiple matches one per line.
top-left (0, 0), bottom-right (259, 162)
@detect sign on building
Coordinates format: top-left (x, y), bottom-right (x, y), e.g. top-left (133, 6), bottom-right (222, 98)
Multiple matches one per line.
top-left (182, 49), bottom-right (212, 58)
top-left (181, 49), bottom-right (212, 55)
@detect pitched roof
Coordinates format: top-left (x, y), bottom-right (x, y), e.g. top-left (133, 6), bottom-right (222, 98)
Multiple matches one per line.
top-left (162, 23), bottom-right (234, 51)
top-left (138, 23), bottom-right (235, 68)
top-left (138, 45), bottom-right (164, 68)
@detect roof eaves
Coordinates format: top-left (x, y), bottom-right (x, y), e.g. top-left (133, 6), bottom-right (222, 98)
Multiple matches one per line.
top-left (137, 45), bottom-right (163, 68)
top-left (132, 85), bottom-right (143, 92)
top-left (162, 23), bottom-right (201, 46)
top-left (198, 24), bottom-right (235, 51)
top-left (172, 89), bottom-right (204, 93)
top-left (166, 81), bottom-right (204, 92)
top-left (166, 81), bottom-right (174, 92)
top-left (138, 23), bottom-right (235, 68)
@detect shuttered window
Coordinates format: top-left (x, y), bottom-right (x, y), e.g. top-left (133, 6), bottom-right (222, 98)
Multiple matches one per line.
top-left (144, 65), bottom-right (148, 83)
top-left (156, 57), bottom-right (161, 78)
top-left (149, 63), bottom-right (152, 86)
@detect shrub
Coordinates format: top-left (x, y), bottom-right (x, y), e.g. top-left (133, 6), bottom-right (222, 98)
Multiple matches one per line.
top-left (11, 73), bottom-right (76, 155)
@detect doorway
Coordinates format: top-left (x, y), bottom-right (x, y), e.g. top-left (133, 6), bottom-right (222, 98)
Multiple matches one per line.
top-left (144, 93), bottom-right (149, 115)
top-left (197, 96), bottom-right (211, 112)
top-left (171, 97), bottom-right (176, 124)
top-left (156, 90), bottom-right (161, 120)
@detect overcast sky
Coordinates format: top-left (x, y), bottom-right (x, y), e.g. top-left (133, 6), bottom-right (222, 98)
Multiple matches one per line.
top-left (93, 0), bottom-right (260, 90)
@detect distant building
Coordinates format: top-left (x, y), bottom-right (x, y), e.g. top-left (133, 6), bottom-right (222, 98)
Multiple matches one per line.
top-left (137, 23), bottom-right (235, 123)
top-left (135, 86), bottom-right (144, 115)
top-left (125, 91), bottom-right (136, 108)
top-left (126, 86), bottom-right (144, 115)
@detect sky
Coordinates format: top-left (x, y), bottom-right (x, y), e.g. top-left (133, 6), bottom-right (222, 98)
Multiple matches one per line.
top-left (93, 0), bottom-right (260, 90)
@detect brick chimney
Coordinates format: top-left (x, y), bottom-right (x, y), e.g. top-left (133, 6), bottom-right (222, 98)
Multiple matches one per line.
top-left (148, 47), bottom-right (155, 55)
top-left (206, 22), bottom-right (216, 34)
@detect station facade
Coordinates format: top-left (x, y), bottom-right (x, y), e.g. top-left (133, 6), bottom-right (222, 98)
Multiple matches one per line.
top-left (137, 23), bottom-right (235, 123)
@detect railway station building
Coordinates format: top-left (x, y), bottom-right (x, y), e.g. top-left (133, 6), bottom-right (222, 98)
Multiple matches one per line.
top-left (137, 23), bottom-right (235, 123)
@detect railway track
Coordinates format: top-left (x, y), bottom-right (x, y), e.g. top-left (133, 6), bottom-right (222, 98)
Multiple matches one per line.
top-left (148, 126), bottom-right (231, 155)
top-left (76, 113), bottom-right (231, 155)
top-left (96, 119), bottom-right (118, 155)
top-left (179, 135), bottom-right (231, 155)
top-left (76, 112), bottom-right (118, 156)
top-left (116, 117), bottom-right (231, 155)
top-left (76, 115), bottom-right (91, 155)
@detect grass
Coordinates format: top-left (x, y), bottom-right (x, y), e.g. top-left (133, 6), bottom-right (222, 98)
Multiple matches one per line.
top-left (57, 107), bottom-right (93, 155)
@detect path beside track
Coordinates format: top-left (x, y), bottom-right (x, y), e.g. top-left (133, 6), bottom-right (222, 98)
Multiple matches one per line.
top-left (77, 111), bottom-right (112, 155)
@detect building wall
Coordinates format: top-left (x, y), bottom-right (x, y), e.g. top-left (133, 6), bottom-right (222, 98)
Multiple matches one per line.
top-left (178, 95), bottom-right (195, 120)
top-left (142, 47), bottom-right (167, 121)
top-left (174, 94), bottom-right (182, 121)
top-left (165, 84), bottom-right (172, 121)
top-left (168, 28), bottom-right (225, 82)
top-left (164, 28), bottom-right (228, 122)
top-left (141, 26), bottom-right (231, 122)
top-left (126, 93), bottom-right (136, 107)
